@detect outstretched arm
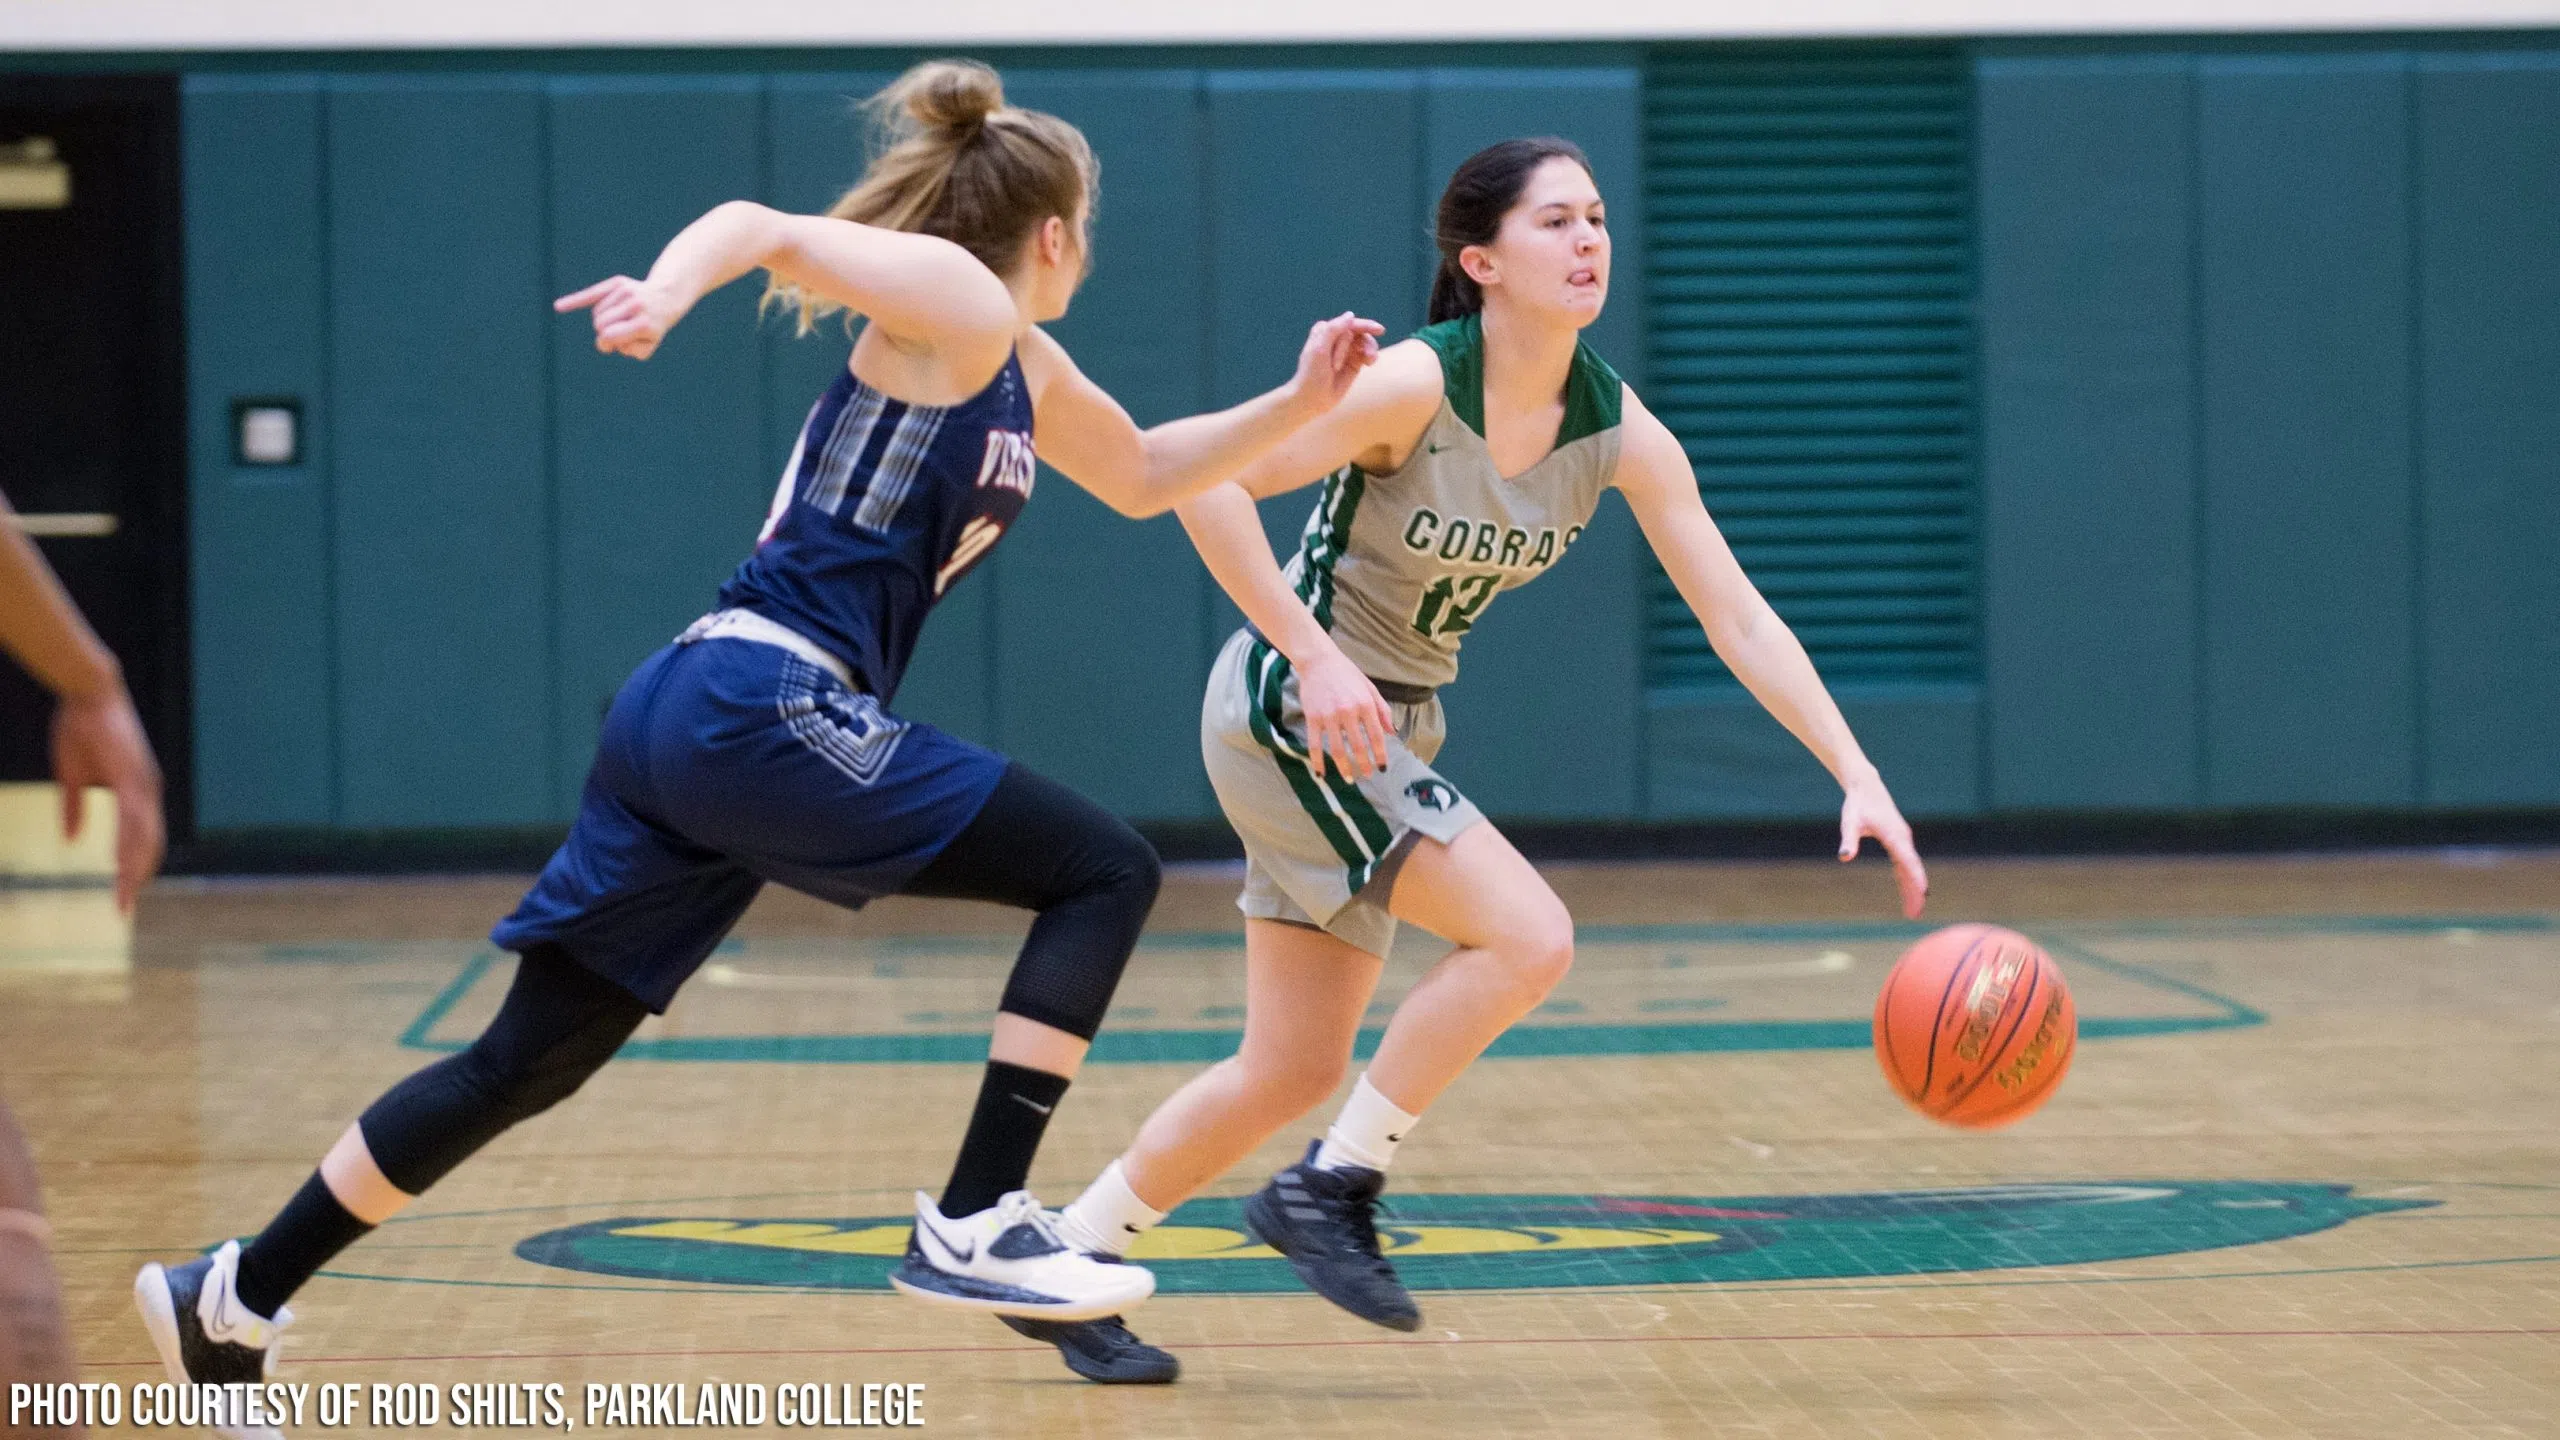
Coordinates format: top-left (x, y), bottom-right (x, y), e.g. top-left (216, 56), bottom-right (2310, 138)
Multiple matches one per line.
top-left (1168, 343), bottom-right (1445, 783)
top-left (1613, 391), bottom-right (1928, 917)
top-left (554, 201), bottom-right (1019, 375)
top-left (1020, 313), bottom-right (1383, 520)
top-left (0, 489), bottom-right (164, 913)
top-left (1023, 313), bottom-right (1398, 778)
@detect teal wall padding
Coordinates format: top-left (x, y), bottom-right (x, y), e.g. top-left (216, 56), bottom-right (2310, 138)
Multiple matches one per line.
top-left (1977, 58), bottom-right (2201, 811)
top-left (1640, 49), bottom-right (1980, 697)
top-left (183, 76), bottom-right (335, 827)
top-left (184, 61), bottom-right (1665, 835)
top-left (756, 73), bottom-right (885, 479)
top-left (1204, 68), bottom-right (1429, 666)
top-left (1638, 47), bottom-right (1982, 820)
top-left (993, 70), bottom-right (1215, 818)
top-left (546, 77), bottom-right (768, 816)
top-left (1204, 70), bottom-right (1428, 407)
top-left (2196, 56), bottom-right (2416, 808)
top-left (2413, 54), bottom-right (2560, 807)
top-left (1421, 68), bottom-right (1647, 819)
top-left (1646, 688), bottom-right (1981, 818)
top-left (326, 78), bottom-right (557, 826)
top-left (175, 42), bottom-right (2560, 838)
top-left (1975, 44), bottom-right (2560, 819)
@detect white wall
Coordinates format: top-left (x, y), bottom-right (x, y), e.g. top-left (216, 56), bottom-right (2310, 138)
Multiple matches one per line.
top-left (5, 0), bottom-right (2557, 51)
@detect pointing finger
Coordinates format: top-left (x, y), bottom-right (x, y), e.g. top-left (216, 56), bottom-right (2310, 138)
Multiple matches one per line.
top-left (554, 278), bottom-right (620, 313)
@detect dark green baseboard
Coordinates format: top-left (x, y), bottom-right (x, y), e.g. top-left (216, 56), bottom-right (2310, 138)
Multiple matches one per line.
top-left (173, 805), bottom-right (2560, 875)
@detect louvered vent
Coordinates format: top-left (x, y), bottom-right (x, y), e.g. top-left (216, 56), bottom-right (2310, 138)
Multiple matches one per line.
top-left (1642, 48), bottom-right (1977, 693)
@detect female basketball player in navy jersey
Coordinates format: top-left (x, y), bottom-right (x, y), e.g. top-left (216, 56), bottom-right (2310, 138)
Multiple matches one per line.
top-left (134, 59), bottom-right (1380, 1418)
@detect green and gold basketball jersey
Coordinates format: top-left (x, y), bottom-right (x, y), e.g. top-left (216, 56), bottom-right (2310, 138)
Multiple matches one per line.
top-left (1280, 313), bottom-right (1624, 689)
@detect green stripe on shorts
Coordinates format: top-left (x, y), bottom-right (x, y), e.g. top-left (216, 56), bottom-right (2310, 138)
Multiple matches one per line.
top-left (1243, 638), bottom-right (1373, 884)
top-left (1319, 760), bottom-right (1394, 883)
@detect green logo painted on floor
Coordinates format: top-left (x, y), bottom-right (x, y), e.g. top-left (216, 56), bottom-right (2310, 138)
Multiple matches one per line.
top-left (514, 1182), bottom-right (2427, 1294)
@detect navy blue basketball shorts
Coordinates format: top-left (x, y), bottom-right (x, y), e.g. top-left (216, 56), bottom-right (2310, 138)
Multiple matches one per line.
top-left (491, 635), bottom-right (1005, 1011)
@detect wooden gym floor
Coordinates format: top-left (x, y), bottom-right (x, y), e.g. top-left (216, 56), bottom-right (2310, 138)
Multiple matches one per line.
top-left (3, 849), bottom-right (2554, 1438)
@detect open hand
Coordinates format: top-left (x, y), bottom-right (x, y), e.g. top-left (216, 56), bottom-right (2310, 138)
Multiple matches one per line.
top-left (52, 687), bottom-right (163, 913)
top-left (1839, 773), bottom-right (1927, 919)
top-left (555, 275), bottom-right (688, 360)
top-left (1286, 312), bottom-right (1386, 417)
top-left (1295, 642), bottom-right (1396, 784)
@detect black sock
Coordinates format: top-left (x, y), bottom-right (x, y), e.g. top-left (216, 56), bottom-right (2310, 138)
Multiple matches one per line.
top-left (938, 1060), bottom-right (1071, 1217)
top-left (233, 1172), bottom-right (374, 1320)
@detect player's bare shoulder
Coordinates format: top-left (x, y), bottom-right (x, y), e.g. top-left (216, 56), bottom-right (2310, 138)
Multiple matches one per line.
top-left (1365, 337), bottom-right (1452, 416)
top-left (1608, 382), bottom-right (1689, 497)
top-left (1013, 323), bottom-right (1078, 402)
top-left (1345, 338), bottom-right (1454, 474)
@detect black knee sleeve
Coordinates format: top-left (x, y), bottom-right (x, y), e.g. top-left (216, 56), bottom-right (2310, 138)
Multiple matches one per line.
top-left (903, 764), bottom-right (1163, 1041)
top-left (359, 944), bottom-right (646, 1195)
top-left (996, 816), bottom-right (1158, 1039)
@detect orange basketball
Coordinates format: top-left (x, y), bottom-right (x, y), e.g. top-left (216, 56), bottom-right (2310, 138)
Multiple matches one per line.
top-left (1873, 924), bottom-right (2076, 1128)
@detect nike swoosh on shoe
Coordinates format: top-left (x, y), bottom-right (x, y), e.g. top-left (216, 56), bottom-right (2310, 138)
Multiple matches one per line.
top-left (917, 1218), bottom-right (976, 1266)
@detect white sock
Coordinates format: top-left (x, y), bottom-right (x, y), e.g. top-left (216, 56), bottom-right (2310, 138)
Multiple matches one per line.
top-left (1312, 1073), bottom-right (1419, 1173)
top-left (1055, 1159), bottom-right (1164, 1259)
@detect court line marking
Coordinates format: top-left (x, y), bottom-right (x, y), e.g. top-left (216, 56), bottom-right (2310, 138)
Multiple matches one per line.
top-left (366, 1174), bottom-right (2560, 1232)
top-left (1458, 1249), bottom-right (2560, 1298)
top-left (398, 951), bottom-right (498, 1051)
top-left (2377, 1214), bottom-right (2560, 1220)
top-left (568, 910), bottom-right (2558, 962)
top-left (395, 917), bottom-right (2366, 1063)
top-left (705, 948), bottom-right (1864, 991)
top-left (376, 1188), bottom-right (895, 1228)
top-left (286, 1249), bottom-right (2560, 1301)
top-left (73, 1324), bottom-right (2560, 1369)
top-left (2040, 936), bottom-right (2268, 1029)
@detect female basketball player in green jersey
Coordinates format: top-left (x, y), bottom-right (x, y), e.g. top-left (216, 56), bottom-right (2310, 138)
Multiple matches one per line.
top-left (1048, 137), bottom-right (1932, 1344)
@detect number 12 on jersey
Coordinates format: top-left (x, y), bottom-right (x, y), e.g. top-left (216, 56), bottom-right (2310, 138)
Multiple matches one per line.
top-left (1412, 572), bottom-right (1499, 637)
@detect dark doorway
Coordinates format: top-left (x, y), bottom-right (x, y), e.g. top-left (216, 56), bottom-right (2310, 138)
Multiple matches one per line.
top-left (0, 75), bottom-right (188, 837)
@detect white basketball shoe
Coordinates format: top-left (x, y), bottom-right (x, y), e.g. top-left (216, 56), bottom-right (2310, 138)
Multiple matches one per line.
top-left (889, 1190), bottom-right (1155, 1321)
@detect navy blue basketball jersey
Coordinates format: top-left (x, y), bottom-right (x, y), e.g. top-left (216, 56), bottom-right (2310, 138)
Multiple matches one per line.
top-left (719, 353), bottom-right (1036, 702)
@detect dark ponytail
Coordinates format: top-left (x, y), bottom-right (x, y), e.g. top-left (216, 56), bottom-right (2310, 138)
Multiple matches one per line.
top-left (1428, 136), bottom-right (1594, 323)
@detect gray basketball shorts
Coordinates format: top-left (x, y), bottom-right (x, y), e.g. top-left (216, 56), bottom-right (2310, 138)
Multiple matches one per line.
top-left (1201, 627), bottom-right (1486, 958)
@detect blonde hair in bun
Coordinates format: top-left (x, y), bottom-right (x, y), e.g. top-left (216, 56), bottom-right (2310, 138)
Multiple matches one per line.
top-left (887, 57), bottom-right (1004, 136)
top-left (769, 58), bottom-right (1097, 334)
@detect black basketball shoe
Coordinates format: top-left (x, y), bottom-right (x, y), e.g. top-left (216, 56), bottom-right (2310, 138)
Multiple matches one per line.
top-left (1241, 1141), bottom-right (1421, 1331)
top-left (1000, 1313), bottom-right (1180, 1383)
top-left (134, 1240), bottom-right (294, 1440)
